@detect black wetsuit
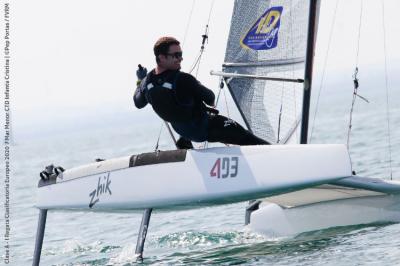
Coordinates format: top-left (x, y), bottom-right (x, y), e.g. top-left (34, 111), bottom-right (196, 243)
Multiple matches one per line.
top-left (134, 69), bottom-right (268, 146)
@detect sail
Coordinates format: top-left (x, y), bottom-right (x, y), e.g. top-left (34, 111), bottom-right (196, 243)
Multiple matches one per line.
top-left (223, 0), bottom-right (320, 144)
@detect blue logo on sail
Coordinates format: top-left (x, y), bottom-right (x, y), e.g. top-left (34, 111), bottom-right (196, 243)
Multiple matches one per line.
top-left (240, 6), bottom-right (283, 50)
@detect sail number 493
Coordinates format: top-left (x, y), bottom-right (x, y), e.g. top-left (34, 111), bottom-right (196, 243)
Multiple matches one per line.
top-left (210, 157), bottom-right (239, 178)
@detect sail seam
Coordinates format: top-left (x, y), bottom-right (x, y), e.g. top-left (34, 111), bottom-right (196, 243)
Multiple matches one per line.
top-left (223, 57), bottom-right (305, 67)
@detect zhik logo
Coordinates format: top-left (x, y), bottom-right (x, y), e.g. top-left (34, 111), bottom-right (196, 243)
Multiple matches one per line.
top-left (89, 172), bottom-right (112, 208)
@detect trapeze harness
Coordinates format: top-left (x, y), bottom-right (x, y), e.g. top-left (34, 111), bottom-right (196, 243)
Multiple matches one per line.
top-left (140, 71), bottom-right (194, 123)
top-left (139, 71), bottom-right (209, 142)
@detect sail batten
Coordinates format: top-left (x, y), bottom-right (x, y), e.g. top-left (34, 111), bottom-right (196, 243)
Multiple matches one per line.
top-left (211, 71), bottom-right (304, 83)
top-left (223, 57), bottom-right (305, 67)
top-left (223, 0), bottom-right (319, 144)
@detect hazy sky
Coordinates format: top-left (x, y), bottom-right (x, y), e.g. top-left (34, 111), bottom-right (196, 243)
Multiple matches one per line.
top-left (5, 0), bottom-right (400, 134)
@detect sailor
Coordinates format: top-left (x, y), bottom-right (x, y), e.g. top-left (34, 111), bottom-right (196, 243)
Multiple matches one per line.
top-left (134, 36), bottom-right (269, 149)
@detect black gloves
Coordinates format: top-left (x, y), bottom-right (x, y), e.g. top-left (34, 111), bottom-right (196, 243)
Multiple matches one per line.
top-left (136, 64), bottom-right (147, 81)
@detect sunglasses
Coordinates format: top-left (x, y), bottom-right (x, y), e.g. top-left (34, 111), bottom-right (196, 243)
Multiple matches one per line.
top-left (165, 52), bottom-right (183, 59)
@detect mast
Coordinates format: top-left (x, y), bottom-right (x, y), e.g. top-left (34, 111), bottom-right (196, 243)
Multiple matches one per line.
top-left (300, 0), bottom-right (319, 144)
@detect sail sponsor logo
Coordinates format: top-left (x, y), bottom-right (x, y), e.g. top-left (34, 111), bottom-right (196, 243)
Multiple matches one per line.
top-left (210, 157), bottom-right (239, 178)
top-left (240, 6), bottom-right (283, 50)
top-left (88, 172), bottom-right (112, 208)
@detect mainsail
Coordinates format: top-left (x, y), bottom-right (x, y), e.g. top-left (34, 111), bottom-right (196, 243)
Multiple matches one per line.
top-left (221, 0), bottom-right (320, 144)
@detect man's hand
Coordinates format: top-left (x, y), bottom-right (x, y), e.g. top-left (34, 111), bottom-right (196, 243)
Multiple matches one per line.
top-left (136, 64), bottom-right (147, 80)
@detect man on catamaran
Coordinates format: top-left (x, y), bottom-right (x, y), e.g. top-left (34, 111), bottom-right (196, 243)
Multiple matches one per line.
top-left (134, 36), bottom-right (269, 149)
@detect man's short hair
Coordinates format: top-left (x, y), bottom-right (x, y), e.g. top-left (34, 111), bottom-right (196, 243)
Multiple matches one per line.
top-left (153, 36), bottom-right (180, 63)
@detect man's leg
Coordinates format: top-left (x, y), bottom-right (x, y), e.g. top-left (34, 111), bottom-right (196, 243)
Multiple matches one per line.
top-left (207, 115), bottom-right (270, 145)
top-left (176, 137), bottom-right (194, 149)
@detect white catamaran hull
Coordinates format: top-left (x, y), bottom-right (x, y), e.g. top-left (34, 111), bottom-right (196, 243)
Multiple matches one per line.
top-left (37, 144), bottom-right (351, 211)
top-left (249, 180), bottom-right (400, 237)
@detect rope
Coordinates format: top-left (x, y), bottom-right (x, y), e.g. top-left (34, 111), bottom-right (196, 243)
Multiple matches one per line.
top-left (189, 25), bottom-right (208, 76)
top-left (289, 0), bottom-right (299, 143)
top-left (223, 85), bottom-right (230, 118)
top-left (347, 71), bottom-right (369, 149)
top-left (347, 68), bottom-right (359, 149)
top-left (154, 123), bottom-right (164, 151)
top-left (215, 78), bottom-right (231, 118)
top-left (346, 0), bottom-right (363, 149)
top-left (164, 121), bottom-right (178, 146)
top-left (277, 83), bottom-right (285, 143)
top-left (205, 0), bottom-right (215, 27)
top-left (188, 0), bottom-right (215, 77)
top-left (381, 0), bottom-right (393, 180)
top-left (215, 78), bottom-right (223, 106)
top-left (182, 0), bottom-right (196, 48)
top-left (310, 0), bottom-right (339, 142)
top-left (189, 52), bottom-right (203, 74)
top-left (355, 0), bottom-right (363, 69)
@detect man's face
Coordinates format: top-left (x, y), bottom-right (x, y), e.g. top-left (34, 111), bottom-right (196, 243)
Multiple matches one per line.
top-left (158, 44), bottom-right (183, 70)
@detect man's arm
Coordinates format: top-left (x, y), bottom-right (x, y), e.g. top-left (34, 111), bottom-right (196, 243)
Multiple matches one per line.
top-left (195, 81), bottom-right (215, 106)
top-left (133, 81), bottom-right (148, 109)
top-left (133, 65), bottom-right (149, 109)
top-left (178, 73), bottom-right (215, 106)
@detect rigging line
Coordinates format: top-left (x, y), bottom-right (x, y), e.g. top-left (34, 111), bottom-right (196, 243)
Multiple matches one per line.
top-left (188, 29), bottom-right (206, 76)
top-left (347, 0), bottom-right (363, 149)
top-left (191, 26), bottom-right (207, 77)
top-left (188, 0), bottom-right (215, 76)
top-left (215, 77), bottom-right (224, 106)
top-left (347, 68), bottom-right (358, 149)
top-left (182, 0), bottom-right (196, 48)
top-left (164, 121), bottom-right (177, 146)
top-left (213, 78), bottom-right (232, 135)
top-left (277, 102), bottom-right (283, 143)
top-left (287, 0), bottom-right (299, 143)
top-left (277, 80), bottom-right (285, 143)
top-left (381, 0), bottom-right (393, 180)
top-left (289, 0), bottom-right (299, 142)
top-left (223, 85), bottom-right (230, 118)
top-left (208, 80), bottom-right (230, 147)
top-left (205, 0), bottom-right (216, 28)
top-left (189, 52), bottom-right (202, 74)
top-left (215, 77), bottom-right (231, 117)
top-left (154, 122), bottom-right (164, 151)
top-left (309, 0), bottom-right (339, 142)
top-left (195, 51), bottom-right (203, 78)
top-left (355, 0), bottom-right (363, 67)
top-left (215, 87), bottom-right (222, 106)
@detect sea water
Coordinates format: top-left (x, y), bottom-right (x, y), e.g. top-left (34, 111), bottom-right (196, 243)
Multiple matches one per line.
top-left (2, 83), bottom-right (400, 265)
